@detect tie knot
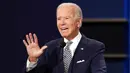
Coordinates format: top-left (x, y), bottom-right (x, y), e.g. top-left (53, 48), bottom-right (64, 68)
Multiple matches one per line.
top-left (66, 41), bottom-right (73, 46)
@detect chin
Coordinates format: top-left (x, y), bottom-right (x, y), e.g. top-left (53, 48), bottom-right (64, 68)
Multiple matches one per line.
top-left (61, 34), bottom-right (69, 38)
top-left (61, 35), bottom-right (67, 38)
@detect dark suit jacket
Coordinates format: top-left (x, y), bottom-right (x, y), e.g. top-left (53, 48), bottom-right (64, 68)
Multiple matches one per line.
top-left (23, 35), bottom-right (107, 73)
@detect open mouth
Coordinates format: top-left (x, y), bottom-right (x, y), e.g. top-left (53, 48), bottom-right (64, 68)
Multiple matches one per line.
top-left (61, 28), bottom-right (68, 30)
top-left (60, 28), bottom-right (68, 32)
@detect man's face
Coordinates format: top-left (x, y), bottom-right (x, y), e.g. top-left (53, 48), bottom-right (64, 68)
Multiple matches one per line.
top-left (57, 6), bottom-right (80, 40)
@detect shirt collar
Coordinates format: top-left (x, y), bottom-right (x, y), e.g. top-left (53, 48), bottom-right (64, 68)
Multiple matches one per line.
top-left (64, 32), bottom-right (82, 43)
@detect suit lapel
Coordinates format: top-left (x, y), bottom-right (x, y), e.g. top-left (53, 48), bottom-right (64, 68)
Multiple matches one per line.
top-left (68, 35), bottom-right (89, 73)
top-left (55, 36), bottom-right (90, 73)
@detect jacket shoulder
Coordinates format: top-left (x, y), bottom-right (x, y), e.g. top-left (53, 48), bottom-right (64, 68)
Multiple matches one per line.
top-left (82, 35), bottom-right (105, 52)
top-left (45, 39), bottom-right (61, 46)
top-left (86, 38), bottom-right (105, 47)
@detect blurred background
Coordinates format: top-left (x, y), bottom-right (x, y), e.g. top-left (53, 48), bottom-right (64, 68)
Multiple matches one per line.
top-left (0, 0), bottom-right (129, 73)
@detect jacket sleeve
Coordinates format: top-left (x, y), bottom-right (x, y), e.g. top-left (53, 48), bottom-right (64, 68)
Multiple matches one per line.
top-left (91, 43), bottom-right (107, 73)
top-left (22, 48), bottom-right (49, 73)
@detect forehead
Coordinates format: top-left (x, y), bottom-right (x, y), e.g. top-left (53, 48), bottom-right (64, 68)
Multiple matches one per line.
top-left (57, 6), bottom-right (75, 17)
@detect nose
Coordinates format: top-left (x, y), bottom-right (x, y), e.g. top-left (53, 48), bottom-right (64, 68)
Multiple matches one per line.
top-left (60, 18), bottom-right (65, 25)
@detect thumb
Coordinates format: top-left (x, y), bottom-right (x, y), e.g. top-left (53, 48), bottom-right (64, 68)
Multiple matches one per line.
top-left (40, 45), bottom-right (48, 52)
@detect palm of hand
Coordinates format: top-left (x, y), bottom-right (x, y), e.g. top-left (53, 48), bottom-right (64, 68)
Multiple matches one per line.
top-left (23, 33), bottom-right (47, 60)
top-left (26, 43), bottom-right (42, 58)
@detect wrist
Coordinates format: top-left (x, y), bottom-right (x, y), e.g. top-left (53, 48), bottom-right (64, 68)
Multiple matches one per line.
top-left (28, 57), bottom-right (38, 62)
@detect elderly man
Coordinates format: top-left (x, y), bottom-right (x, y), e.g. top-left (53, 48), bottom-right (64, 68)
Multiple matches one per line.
top-left (23, 3), bottom-right (107, 73)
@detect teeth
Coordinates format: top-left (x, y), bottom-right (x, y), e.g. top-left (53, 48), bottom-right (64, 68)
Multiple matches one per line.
top-left (61, 28), bottom-right (68, 30)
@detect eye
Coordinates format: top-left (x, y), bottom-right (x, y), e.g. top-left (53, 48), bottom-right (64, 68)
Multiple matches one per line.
top-left (65, 17), bottom-right (69, 19)
top-left (57, 17), bottom-right (61, 20)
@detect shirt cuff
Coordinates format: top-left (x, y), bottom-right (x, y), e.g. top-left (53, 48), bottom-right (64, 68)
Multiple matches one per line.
top-left (26, 58), bottom-right (38, 72)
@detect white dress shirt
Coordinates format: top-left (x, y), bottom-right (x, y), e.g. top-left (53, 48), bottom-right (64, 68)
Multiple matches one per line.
top-left (64, 32), bottom-right (82, 57)
top-left (26, 32), bottom-right (82, 72)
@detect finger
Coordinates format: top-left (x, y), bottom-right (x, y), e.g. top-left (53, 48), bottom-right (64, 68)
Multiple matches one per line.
top-left (33, 33), bottom-right (38, 44)
top-left (26, 34), bottom-right (31, 44)
top-left (23, 40), bottom-right (28, 47)
top-left (41, 46), bottom-right (48, 52)
top-left (29, 33), bottom-right (34, 43)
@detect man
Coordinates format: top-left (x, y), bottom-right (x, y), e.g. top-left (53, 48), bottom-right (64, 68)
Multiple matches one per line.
top-left (23, 3), bottom-right (107, 73)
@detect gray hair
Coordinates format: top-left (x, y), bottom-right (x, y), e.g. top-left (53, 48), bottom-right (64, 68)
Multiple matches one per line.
top-left (57, 3), bottom-right (83, 19)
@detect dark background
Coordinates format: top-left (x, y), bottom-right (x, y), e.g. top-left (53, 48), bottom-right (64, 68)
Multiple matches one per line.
top-left (0, 0), bottom-right (129, 73)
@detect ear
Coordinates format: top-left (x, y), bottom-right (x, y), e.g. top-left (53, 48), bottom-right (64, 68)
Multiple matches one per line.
top-left (77, 23), bottom-right (80, 28)
top-left (77, 18), bottom-right (82, 28)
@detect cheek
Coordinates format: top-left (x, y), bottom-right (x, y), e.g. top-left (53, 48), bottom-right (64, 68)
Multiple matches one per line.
top-left (57, 22), bottom-right (60, 28)
top-left (57, 21), bottom-right (59, 25)
top-left (68, 25), bottom-right (76, 33)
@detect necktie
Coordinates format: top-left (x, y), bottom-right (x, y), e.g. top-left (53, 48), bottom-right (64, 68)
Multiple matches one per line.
top-left (63, 41), bottom-right (73, 73)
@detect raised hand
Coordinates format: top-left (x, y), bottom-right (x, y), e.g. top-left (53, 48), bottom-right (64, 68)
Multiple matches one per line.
top-left (23, 33), bottom-right (47, 62)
